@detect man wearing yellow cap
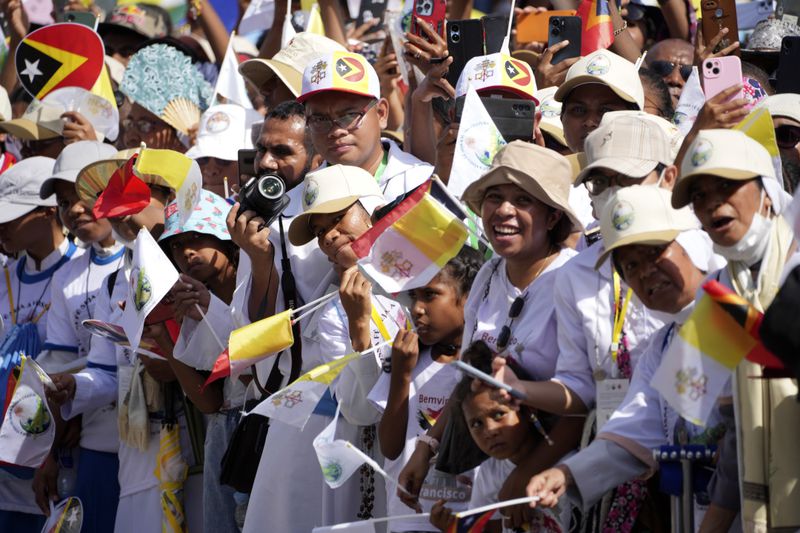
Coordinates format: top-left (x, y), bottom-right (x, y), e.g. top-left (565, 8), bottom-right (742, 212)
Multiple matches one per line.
top-left (298, 50), bottom-right (433, 202)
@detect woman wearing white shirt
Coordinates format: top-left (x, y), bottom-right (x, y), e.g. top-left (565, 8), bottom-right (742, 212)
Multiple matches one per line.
top-left (398, 141), bottom-right (584, 530)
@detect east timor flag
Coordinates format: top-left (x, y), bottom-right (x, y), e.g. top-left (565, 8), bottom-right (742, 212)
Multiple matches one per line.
top-left (15, 23), bottom-right (104, 100)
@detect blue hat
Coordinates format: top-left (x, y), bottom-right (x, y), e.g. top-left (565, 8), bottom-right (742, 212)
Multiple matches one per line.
top-left (159, 189), bottom-right (231, 243)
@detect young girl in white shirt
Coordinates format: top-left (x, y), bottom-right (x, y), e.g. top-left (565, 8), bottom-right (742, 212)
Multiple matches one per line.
top-left (431, 341), bottom-right (565, 533)
top-left (368, 247), bottom-right (484, 532)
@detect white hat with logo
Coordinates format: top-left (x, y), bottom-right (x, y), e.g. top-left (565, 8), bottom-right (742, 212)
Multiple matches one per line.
top-left (535, 86), bottom-right (566, 147)
top-left (455, 53), bottom-right (538, 102)
top-left (0, 157), bottom-right (57, 224)
top-left (185, 104), bottom-right (260, 161)
top-left (554, 49), bottom-right (644, 110)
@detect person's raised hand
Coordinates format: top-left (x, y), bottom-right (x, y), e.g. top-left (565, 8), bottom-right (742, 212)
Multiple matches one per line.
top-left (404, 16), bottom-right (449, 75)
top-left (374, 41), bottom-right (402, 97)
top-left (694, 26), bottom-right (740, 67)
top-left (171, 274), bottom-right (211, 322)
top-left (347, 18), bottom-right (383, 48)
top-left (226, 203), bottom-right (273, 262)
top-left (526, 465), bottom-right (572, 508)
top-left (485, 356), bottom-right (523, 408)
top-left (535, 41), bottom-right (579, 89)
top-left (430, 499), bottom-right (456, 530)
top-left (693, 85), bottom-right (749, 130)
top-left (4, 0), bottom-right (29, 42)
top-left (397, 444), bottom-right (430, 512)
top-left (389, 329), bottom-right (419, 376)
top-left (339, 266), bottom-right (373, 326)
top-left (48, 373), bottom-right (76, 406)
top-left (61, 111), bottom-right (99, 144)
top-left (412, 56), bottom-right (455, 103)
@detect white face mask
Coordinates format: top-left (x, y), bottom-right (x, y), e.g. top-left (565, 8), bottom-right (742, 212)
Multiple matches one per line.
top-left (712, 191), bottom-right (772, 266)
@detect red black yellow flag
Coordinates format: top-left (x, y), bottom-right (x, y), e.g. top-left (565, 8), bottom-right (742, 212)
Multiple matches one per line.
top-left (15, 23), bottom-right (105, 100)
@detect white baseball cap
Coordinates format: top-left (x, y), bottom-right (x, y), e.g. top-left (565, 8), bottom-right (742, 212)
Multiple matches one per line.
top-left (0, 99), bottom-right (64, 140)
top-left (298, 51), bottom-right (380, 103)
top-left (0, 157), bottom-right (57, 224)
top-left (535, 86), bottom-right (566, 147)
top-left (455, 53), bottom-right (538, 102)
top-left (40, 141), bottom-right (119, 199)
top-left (576, 111), bottom-right (675, 184)
top-left (757, 93), bottom-right (800, 123)
top-left (289, 164), bottom-right (384, 245)
top-left (185, 104), bottom-right (260, 162)
top-left (239, 33), bottom-right (346, 97)
top-left (596, 185), bottom-right (699, 269)
top-left (554, 49), bottom-right (645, 110)
top-left (673, 129), bottom-right (775, 208)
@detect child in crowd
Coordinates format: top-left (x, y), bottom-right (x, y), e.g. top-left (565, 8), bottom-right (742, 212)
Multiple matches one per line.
top-left (368, 246), bottom-right (484, 532)
top-left (431, 341), bottom-right (565, 533)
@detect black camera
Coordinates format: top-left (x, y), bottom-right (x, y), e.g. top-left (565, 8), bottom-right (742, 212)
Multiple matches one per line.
top-left (237, 173), bottom-right (291, 227)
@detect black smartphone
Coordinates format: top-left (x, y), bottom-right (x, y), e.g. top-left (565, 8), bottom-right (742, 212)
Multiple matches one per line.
top-left (548, 15), bottom-right (582, 64)
top-left (455, 96), bottom-right (536, 142)
top-left (481, 15), bottom-right (509, 54)
top-left (776, 36), bottom-right (800, 94)
top-left (237, 148), bottom-right (257, 185)
top-left (446, 19), bottom-right (485, 87)
top-left (356, 0), bottom-right (388, 30)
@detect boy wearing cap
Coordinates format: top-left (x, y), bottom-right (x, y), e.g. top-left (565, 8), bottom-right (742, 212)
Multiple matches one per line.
top-left (298, 51), bottom-right (433, 201)
top-left (0, 157), bottom-right (81, 531)
top-left (523, 186), bottom-right (722, 517)
top-left (51, 151), bottom-right (205, 533)
top-left (244, 165), bottom-right (396, 532)
top-left (555, 49), bottom-right (645, 153)
top-left (32, 141), bottom-right (125, 532)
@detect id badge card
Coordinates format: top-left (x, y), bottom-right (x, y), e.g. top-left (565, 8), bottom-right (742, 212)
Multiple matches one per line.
top-left (595, 378), bottom-right (629, 432)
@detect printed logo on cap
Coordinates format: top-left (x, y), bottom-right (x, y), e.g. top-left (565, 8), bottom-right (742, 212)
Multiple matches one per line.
top-left (586, 54), bottom-right (611, 76)
top-left (540, 97), bottom-right (560, 117)
top-left (205, 111), bottom-right (231, 134)
top-left (612, 200), bottom-right (635, 231)
top-left (690, 139), bottom-right (713, 167)
top-left (504, 59), bottom-right (531, 87)
top-left (474, 59), bottom-right (497, 82)
top-left (335, 57), bottom-right (365, 82)
top-left (310, 60), bottom-right (328, 85)
top-left (304, 179), bottom-right (320, 207)
top-left (111, 5), bottom-right (146, 25)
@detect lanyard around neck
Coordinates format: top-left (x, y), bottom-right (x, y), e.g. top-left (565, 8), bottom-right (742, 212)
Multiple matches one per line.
top-left (611, 270), bottom-right (633, 365)
top-left (373, 149), bottom-right (389, 184)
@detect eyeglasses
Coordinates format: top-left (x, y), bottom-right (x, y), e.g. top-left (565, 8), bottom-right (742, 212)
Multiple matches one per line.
top-left (496, 296), bottom-right (526, 351)
top-left (649, 60), bottom-right (693, 82)
top-left (122, 118), bottom-right (159, 134)
top-left (306, 99), bottom-right (378, 134)
top-left (584, 164), bottom-right (665, 195)
top-left (775, 125), bottom-right (800, 149)
top-left (113, 89), bottom-right (126, 109)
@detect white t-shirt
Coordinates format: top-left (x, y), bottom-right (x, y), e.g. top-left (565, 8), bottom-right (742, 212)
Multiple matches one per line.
top-left (462, 250), bottom-right (576, 381)
top-left (552, 242), bottom-right (664, 408)
top-left (368, 346), bottom-right (470, 532)
top-left (38, 243), bottom-right (125, 372)
top-left (471, 457), bottom-right (564, 533)
top-left (0, 238), bottom-right (81, 516)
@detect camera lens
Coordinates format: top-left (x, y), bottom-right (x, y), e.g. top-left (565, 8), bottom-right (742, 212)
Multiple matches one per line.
top-left (712, 67), bottom-right (719, 74)
top-left (705, 61), bottom-right (713, 69)
top-left (258, 175), bottom-right (285, 200)
top-left (552, 27), bottom-right (560, 35)
top-left (452, 33), bottom-right (460, 42)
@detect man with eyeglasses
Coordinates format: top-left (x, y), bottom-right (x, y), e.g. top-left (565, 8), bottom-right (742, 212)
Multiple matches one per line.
top-left (645, 39), bottom-right (694, 107)
top-left (297, 51), bottom-right (433, 201)
top-left (759, 93), bottom-right (800, 193)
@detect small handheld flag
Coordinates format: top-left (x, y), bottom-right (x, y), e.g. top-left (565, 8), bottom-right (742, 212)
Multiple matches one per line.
top-left (135, 149), bottom-right (203, 225)
top-left (92, 155), bottom-right (151, 220)
top-left (576, 0), bottom-right (614, 56)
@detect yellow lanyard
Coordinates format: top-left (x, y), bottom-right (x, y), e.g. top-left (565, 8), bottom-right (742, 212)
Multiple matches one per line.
top-left (611, 271), bottom-right (633, 364)
top-left (4, 266), bottom-right (15, 326)
top-left (371, 305), bottom-right (392, 341)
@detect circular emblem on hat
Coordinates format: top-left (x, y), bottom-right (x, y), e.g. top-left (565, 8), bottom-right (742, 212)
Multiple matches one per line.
top-left (612, 200), bottom-right (635, 231)
top-left (304, 179), bottom-right (320, 207)
top-left (690, 139), bottom-right (713, 167)
top-left (335, 57), bottom-right (365, 83)
top-left (205, 111), bottom-right (231, 133)
top-left (540, 98), bottom-right (560, 118)
top-left (130, 267), bottom-right (152, 311)
top-left (504, 59), bottom-right (531, 87)
top-left (586, 54), bottom-right (611, 76)
top-left (8, 385), bottom-right (51, 436)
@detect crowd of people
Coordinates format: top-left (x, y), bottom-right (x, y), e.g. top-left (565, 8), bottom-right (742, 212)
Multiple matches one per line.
top-left (0, 0), bottom-right (798, 531)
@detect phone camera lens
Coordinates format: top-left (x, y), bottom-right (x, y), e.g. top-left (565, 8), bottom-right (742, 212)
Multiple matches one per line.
top-left (712, 67), bottom-right (720, 74)
top-left (705, 61), bottom-right (713, 69)
top-left (715, 7), bottom-right (723, 17)
top-left (452, 33), bottom-right (460, 42)
top-left (552, 27), bottom-right (560, 35)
